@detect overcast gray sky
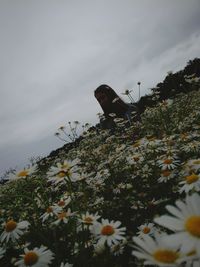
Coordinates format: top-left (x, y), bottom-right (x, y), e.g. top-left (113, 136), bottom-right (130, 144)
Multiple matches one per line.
top-left (0, 0), bottom-right (200, 177)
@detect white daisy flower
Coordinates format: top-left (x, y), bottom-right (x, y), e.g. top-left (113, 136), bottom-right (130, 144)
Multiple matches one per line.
top-left (88, 177), bottom-right (105, 191)
top-left (110, 239), bottom-right (127, 256)
top-left (47, 170), bottom-right (80, 185)
top-left (137, 223), bottom-right (156, 237)
top-left (0, 220), bottom-right (29, 243)
top-left (53, 208), bottom-right (75, 225)
top-left (132, 232), bottom-right (187, 266)
top-left (8, 165), bottom-right (37, 182)
top-left (126, 153), bottom-right (144, 165)
top-left (14, 246), bottom-right (54, 267)
top-left (157, 157), bottom-right (180, 170)
top-left (79, 212), bottom-right (100, 230)
top-left (154, 193), bottom-right (200, 255)
top-left (56, 196), bottom-right (71, 208)
top-left (40, 205), bottom-right (62, 222)
top-left (92, 219), bottom-right (126, 247)
top-left (182, 141), bottom-right (200, 154)
top-left (47, 159), bottom-right (80, 184)
top-left (47, 169), bottom-right (79, 184)
top-left (91, 197), bottom-right (104, 207)
top-left (132, 139), bottom-right (145, 149)
top-left (113, 183), bottom-right (126, 194)
top-left (179, 173), bottom-right (200, 193)
top-left (158, 170), bottom-right (176, 183)
top-left (47, 159), bottom-right (79, 176)
top-left (141, 164), bottom-right (153, 178)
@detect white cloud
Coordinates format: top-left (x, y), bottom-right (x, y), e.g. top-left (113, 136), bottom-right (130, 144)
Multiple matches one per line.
top-left (0, 0), bottom-right (200, 176)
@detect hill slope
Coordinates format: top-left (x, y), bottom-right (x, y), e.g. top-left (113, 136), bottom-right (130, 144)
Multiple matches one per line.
top-left (0, 60), bottom-right (200, 267)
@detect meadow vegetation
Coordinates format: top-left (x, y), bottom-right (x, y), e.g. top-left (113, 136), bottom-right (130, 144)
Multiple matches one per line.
top-left (0, 62), bottom-right (200, 267)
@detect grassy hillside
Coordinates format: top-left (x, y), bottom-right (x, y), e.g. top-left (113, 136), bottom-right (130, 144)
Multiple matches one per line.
top-left (0, 69), bottom-right (200, 266)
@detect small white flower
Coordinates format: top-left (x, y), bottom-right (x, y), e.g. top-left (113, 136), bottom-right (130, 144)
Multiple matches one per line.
top-left (56, 196), bottom-right (71, 208)
top-left (79, 212), bottom-right (100, 230)
top-left (92, 219), bottom-right (126, 247)
top-left (184, 159), bottom-right (200, 173)
top-left (15, 246), bottom-right (54, 267)
top-left (158, 170), bottom-right (176, 183)
top-left (179, 173), bottom-right (200, 193)
top-left (47, 159), bottom-right (79, 176)
top-left (126, 153), bottom-right (144, 165)
top-left (47, 159), bottom-right (80, 185)
top-left (110, 239), bottom-right (127, 255)
top-left (0, 220), bottom-right (29, 243)
top-left (157, 157), bottom-right (180, 170)
top-left (137, 223), bottom-right (156, 237)
top-left (40, 205), bottom-right (62, 222)
top-left (160, 99), bottom-right (173, 108)
top-left (53, 208), bottom-right (75, 225)
top-left (113, 183), bottom-right (125, 194)
top-left (8, 166), bottom-right (37, 182)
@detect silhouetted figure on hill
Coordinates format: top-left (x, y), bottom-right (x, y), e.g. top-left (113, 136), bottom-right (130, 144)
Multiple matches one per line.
top-left (94, 84), bottom-right (137, 130)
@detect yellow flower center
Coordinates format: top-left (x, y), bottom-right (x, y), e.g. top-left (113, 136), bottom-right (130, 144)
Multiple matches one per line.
top-left (162, 170), bottom-right (171, 177)
top-left (46, 206), bottom-right (53, 213)
top-left (58, 171), bottom-right (66, 178)
top-left (163, 159), bottom-right (173, 164)
top-left (84, 217), bottom-right (93, 225)
top-left (185, 174), bottom-right (199, 184)
top-left (142, 227), bottom-right (150, 234)
top-left (17, 170), bottom-right (29, 177)
top-left (58, 212), bottom-right (67, 220)
top-left (5, 220), bottom-right (17, 232)
top-left (58, 170), bottom-right (72, 178)
top-left (133, 156), bottom-right (140, 162)
top-left (58, 200), bottom-right (65, 206)
top-left (185, 216), bottom-right (200, 237)
top-left (101, 225), bottom-right (115, 236)
top-left (153, 249), bottom-right (179, 263)
top-left (24, 251), bottom-right (39, 266)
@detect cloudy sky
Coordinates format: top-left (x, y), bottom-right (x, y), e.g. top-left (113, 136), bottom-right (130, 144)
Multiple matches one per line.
top-left (0, 0), bottom-right (200, 177)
